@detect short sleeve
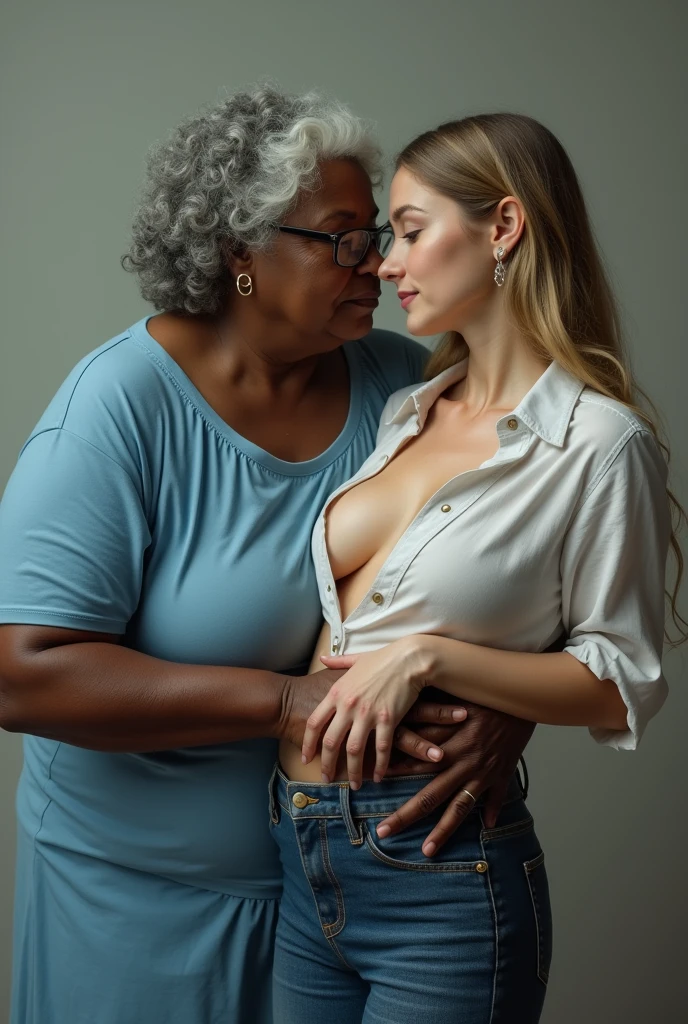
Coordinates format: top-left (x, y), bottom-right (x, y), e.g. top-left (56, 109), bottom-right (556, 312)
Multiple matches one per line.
top-left (561, 429), bottom-right (671, 749)
top-left (0, 428), bottom-right (151, 633)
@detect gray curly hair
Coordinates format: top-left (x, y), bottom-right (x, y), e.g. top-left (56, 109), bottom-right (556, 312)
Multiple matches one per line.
top-left (121, 87), bottom-right (383, 314)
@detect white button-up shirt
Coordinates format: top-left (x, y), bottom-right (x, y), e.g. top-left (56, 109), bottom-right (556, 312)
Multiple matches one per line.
top-left (312, 359), bottom-right (671, 750)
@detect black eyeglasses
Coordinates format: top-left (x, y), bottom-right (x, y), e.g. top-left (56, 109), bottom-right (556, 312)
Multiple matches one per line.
top-left (276, 222), bottom-right (394, 268)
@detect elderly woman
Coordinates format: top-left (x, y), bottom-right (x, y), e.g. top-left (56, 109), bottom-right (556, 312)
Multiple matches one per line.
top-left (0, 88), bottom-right (533, 1024)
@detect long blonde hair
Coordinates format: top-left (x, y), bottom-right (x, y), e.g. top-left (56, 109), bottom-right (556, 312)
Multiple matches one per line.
top-left (397, 113), bottom-right (686, 643)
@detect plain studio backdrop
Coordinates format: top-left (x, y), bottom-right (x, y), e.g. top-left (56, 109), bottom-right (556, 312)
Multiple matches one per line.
top-left (1, 1), bottom-right (686, 1021)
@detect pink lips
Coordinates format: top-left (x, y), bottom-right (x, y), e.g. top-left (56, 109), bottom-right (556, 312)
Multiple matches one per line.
top-left (398, 292), bottom-right (418, 310)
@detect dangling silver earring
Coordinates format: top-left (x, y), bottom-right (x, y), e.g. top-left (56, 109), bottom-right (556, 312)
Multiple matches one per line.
top-left (236, 273), bottom-right (253, 296)
top-left (494, 247), bottom-right (506, 287)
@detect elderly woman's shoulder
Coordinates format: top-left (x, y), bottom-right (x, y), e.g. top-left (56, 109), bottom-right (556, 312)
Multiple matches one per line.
top-left (350, 328), bottom-right (428, 395)
top-left (27, 319), bottom-right (169, 464)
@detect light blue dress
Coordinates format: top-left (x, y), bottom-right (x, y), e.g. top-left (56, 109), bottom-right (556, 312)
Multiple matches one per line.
top-left (0, 316), bottom-right (426, 1024)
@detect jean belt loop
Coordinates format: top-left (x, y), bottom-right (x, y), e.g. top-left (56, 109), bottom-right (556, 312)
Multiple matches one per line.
top-left (517, 756), bottom-right (530, 801)
top-left (268, 763), bottom-right (280, 825)
top-left (339, 784), bottom-right (364, 846)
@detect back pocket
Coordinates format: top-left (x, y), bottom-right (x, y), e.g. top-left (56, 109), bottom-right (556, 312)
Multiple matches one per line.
top-left (524, 851), bottom-right (553, 985)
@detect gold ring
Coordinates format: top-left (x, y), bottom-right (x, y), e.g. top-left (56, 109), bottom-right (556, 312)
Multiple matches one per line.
top-left (461, 789), bottom-right (477, 804)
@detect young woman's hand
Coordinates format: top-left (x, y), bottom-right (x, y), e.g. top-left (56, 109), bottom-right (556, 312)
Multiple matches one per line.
top-left (301, 639), bottom-right (430, 789)
top-left (281, 664), bottom-right (466, 766)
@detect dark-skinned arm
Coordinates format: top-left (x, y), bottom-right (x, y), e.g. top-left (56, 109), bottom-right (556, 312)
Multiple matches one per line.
top-left (0, 625), bottom-right (326, 752)
top-left (0, 624), bottom-right (455, 757)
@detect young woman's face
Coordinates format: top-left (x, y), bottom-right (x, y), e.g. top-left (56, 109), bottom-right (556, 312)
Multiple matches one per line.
top-left (379, 167), bottom-right (496, 337)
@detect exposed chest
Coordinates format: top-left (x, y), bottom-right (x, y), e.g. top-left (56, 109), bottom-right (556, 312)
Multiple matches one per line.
top-left (316, 428), bottom-right (580, 653)
top-left (326, 401), bottom-right (502, 581)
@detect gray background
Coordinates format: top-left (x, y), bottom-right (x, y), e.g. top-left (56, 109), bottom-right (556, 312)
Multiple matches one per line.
top-left (1, 0), bottom-right (686, 1021)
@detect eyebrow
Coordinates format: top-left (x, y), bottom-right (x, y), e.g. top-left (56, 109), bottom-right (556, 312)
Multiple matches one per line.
top-left (391, 203), bottom-right (427, 222)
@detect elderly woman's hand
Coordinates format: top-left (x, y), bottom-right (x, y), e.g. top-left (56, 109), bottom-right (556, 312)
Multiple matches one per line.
top-left (380, 699), bottom-right (535, 855)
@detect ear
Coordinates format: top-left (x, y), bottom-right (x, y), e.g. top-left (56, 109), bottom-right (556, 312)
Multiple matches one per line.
top-left (490, 196), bottom-right (525, 259)
top-left (225, 245), bottom-right (256, 281)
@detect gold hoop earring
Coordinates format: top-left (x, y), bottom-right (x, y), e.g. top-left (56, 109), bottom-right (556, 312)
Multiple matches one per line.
top-left (494, 247), bottom-right (506, 287)
top-left (236, 273), bottom-right (253, 297)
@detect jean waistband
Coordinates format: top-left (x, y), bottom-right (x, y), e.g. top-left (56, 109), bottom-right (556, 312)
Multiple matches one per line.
top-left (270, 765), bottom-right (524, 825)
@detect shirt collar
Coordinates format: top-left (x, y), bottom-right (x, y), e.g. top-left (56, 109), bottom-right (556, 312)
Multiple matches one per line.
top-left (390, 358), bottom-right (585, 448)
top-left (512, 360), bottom-right (585, 447)
top-left (389, 359), bottom-right (469, 428)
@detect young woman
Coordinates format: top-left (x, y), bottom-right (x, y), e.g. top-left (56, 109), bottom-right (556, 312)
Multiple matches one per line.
top-left (273, 113), bottom-right (684, 1024)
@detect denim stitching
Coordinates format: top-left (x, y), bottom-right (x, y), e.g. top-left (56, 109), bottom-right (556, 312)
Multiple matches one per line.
top-left (480, 815), bottom-right (534, 842)
top-left (524, 851), bottom-right (549, 985)
top-left (319, 821), bottom-right (347, 938)
top-left (268, 765), bottom-right (280, 825)
top-left (286, 816), bottom-right (353, 968)
top-left (363, 825), bottom-right (478, 873)
top-left (279, 789), bottom-right (523, 820)
top-left (325, 934), bottom-right (356, 972)
top-left (525, 850), bottom-right (545, 871)
top-left (340, 786), bottom-right (364, 845)
top-left (280, 803), bottom-right (396, 819)
top-left (290, 815), bottom-right (342, 950)
top-left (479, 810), bottom-right (499, 1024)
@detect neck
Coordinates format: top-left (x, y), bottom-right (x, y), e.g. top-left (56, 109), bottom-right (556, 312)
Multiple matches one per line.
top-left (452, 293), bottom-right (548, 413)
top-left (211, 305), bottom-right (335, 398)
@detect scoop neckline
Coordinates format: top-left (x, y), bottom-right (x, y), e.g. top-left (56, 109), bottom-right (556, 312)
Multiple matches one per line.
top-left (130, 316), bottom-right (364, 478)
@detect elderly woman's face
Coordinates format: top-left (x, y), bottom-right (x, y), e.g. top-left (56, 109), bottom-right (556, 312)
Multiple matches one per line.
top-left (249, 160), bottom-right (382, 347)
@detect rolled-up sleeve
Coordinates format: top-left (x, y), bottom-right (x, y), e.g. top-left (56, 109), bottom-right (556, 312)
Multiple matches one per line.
top-left (0, 428), bottom-right (150, 633)
top-left (561, 429), bottom-right (671, 749)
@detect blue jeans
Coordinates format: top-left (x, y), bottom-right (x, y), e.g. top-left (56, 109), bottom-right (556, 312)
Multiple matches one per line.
top-left (270, 767), bottom-right (552, 1024)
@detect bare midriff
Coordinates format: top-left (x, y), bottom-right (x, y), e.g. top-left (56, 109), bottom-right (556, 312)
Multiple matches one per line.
top-left (279, 383), bottom-right (499, 782)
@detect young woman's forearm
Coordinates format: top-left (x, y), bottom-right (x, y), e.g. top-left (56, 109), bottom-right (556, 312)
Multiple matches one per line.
top-left (418, 636), bottom-right (628, 731)
top-left (0, 625), bottom-right (328, 753)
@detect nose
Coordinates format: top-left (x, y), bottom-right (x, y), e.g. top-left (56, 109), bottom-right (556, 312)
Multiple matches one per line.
top-left (377, 239), bottom-right (403, 282)
top-left (356, 243), bottom-right (383, 276)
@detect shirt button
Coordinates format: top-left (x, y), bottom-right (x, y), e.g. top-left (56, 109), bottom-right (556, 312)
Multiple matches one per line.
top-left (371, 592), bottom-right (384, 605)
top-left (292, 792), bottom-right (309, 809)
top-left (326, 584), bottom-right (332, 592)
top-left (331, 636), bottom-right (340, 653)
top-left (507, 418), bottom-right (519, 430)
top-left (441, 504), bottom-right (451, 513)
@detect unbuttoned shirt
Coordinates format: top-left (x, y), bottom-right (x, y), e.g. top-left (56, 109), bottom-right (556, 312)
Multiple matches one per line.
top-left (312, 358), bottom-right (671, 750)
